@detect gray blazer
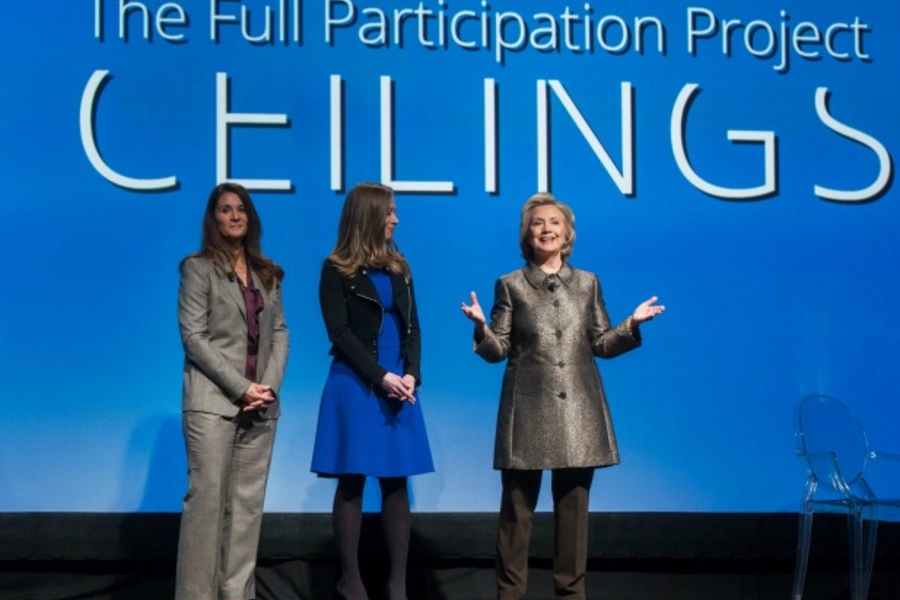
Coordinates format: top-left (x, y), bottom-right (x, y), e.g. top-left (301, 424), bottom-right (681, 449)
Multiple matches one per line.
top-left (178, 256), bottom-right (289, 419)
top-left (475, 262), bottom-right (640, 470)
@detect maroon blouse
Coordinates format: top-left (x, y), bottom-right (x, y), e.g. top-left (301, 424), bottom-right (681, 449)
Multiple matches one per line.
top-left (238, 271), bottom-right (264, 381)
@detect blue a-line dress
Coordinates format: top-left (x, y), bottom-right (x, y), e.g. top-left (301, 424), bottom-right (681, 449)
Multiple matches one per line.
top-left (311, 269), bottom-right (434, 477)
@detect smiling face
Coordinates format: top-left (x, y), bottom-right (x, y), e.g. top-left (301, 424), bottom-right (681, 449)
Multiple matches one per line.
top-left (215, 191), bottom-right (248, 243)
top-left (384, 199), bottom-right (399, 241)
top-left (528, 204), bottom-right (568, 259)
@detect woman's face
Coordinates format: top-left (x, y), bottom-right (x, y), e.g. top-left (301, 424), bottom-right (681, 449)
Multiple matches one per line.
top-left (384, 199), bottom-right (399, 241)
top-left (215, 191), bottom-right (248, 243)
top-left (528, 204), bottom-right (567, 258)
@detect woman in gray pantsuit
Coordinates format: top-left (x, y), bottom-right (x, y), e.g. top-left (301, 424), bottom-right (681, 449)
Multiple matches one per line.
top-left (461, 193), bottom-right (663, 600)
top-left (175, 182), bottom-right (289, 600)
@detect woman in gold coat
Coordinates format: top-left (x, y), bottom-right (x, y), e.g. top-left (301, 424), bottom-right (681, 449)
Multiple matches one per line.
top-left (461, 192), bottom-right (664, 600)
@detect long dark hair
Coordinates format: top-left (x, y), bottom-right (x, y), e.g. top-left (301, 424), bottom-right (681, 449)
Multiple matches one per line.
top-left (328, 182), bottom-right (409, 277)
top-left (182, 182), bottom-right (284, 291)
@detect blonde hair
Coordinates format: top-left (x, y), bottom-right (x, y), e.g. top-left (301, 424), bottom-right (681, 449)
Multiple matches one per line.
top-left (519, 192), bottom-right (576, 261)
top-left (328, 182), bottom-right (410, 277)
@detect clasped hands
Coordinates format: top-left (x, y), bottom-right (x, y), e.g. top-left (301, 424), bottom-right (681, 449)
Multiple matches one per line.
top-left (381, 372), bottom-right (417, 404)
top-left (242, 382), bottom-right (276, 412)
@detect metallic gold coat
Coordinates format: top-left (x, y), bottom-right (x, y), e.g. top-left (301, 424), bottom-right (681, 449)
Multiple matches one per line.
top-left (475, 263), bottom-right (640, 470)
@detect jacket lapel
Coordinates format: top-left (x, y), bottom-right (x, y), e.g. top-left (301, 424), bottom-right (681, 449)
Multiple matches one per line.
top-left (349, 269), bottom-right (380, 304)
top-left (214, 263), bottom-right (247, 320)
top-left (391, 271), bottom-right (409, 299)
top-left (390, 271), bottom-right (411, 325)
top-left (254, 270), bottom-right (272, 331)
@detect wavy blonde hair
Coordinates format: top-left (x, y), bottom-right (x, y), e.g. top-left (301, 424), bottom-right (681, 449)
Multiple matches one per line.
top-left (519, 192), bottom-right (576, 261)
top-left (328, 182), bottom-right (410, 277)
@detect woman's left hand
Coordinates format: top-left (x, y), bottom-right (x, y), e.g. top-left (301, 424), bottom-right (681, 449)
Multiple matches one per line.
top-left (632, 296), bottom-right (665, 324)
top-left (381, 372), bottom-right (416, 403)
top-left (400, 374), bottom-right (417, 392)
top-left (386, 374), bottom-right (418, 403)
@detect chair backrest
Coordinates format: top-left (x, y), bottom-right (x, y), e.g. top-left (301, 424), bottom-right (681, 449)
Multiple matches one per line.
top-left (796, 394), bottom-right (869, 489)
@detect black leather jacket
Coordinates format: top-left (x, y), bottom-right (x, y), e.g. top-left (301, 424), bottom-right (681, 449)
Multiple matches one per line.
top-left (318, 259), bottom-right (422, 387)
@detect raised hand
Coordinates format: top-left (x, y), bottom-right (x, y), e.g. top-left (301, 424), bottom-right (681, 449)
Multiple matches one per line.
top-left (460, 291), bottom-right (486, 325)
top-left (631, 296), bottom-right (665, 325)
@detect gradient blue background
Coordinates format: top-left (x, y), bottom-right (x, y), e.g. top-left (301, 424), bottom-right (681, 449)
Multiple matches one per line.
top-left (1, 0), bottom-right (898, 513)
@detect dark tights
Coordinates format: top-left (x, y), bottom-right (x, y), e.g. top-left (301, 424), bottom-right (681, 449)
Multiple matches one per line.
top-left (333, 475), bottom-right (410, 600)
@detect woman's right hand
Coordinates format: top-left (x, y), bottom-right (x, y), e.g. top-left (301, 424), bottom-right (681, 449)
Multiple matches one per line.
top-left (242, 382), bottom-right (275, 411)
top-left (381, 372), bottom-right (416, 403)
top-left (460, 291), bottom-right (486, 325)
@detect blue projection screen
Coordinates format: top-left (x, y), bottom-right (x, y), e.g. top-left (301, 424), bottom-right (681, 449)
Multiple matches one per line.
top-left (1, 0), bottom-right (898, 513)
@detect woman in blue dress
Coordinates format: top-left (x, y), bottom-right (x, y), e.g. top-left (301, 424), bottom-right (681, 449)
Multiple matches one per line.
top-left (311, 182), bottom-right (434, 600)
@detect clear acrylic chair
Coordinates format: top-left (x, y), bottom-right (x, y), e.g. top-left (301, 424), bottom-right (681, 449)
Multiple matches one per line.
top-left (793, 394), bottom-right (900, 600)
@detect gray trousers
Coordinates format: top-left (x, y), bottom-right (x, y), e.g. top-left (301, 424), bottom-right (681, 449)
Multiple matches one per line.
top-left (496, 468), bottom-right (595, 600)
top-left (175, 412), bottom-right (276, 600)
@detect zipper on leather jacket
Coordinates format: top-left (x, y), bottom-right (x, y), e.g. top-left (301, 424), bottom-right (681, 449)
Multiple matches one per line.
top-left (405, 283), bottom-right (412, 336)
top-left (353, 290), bottom-right (384, 334)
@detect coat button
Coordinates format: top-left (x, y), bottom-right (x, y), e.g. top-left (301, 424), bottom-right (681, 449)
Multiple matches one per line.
top-left (555, 329), bottom-right (562, 338)
top-left (557, 361), bottom-right (565, 368)
top-left (553, 300), bottom-right (560, 307)
top-left (558, 392), bottom-right (567, 399)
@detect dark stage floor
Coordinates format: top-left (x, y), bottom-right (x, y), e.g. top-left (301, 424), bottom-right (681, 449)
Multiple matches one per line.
top-left (2, 513), bottom-right (898, 600)
top-left (3, 560), bottom-right (899, 600)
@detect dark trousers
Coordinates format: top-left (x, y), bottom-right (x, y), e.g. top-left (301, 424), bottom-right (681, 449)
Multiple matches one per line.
top-left (496, 468), bottom-right (595, 600)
